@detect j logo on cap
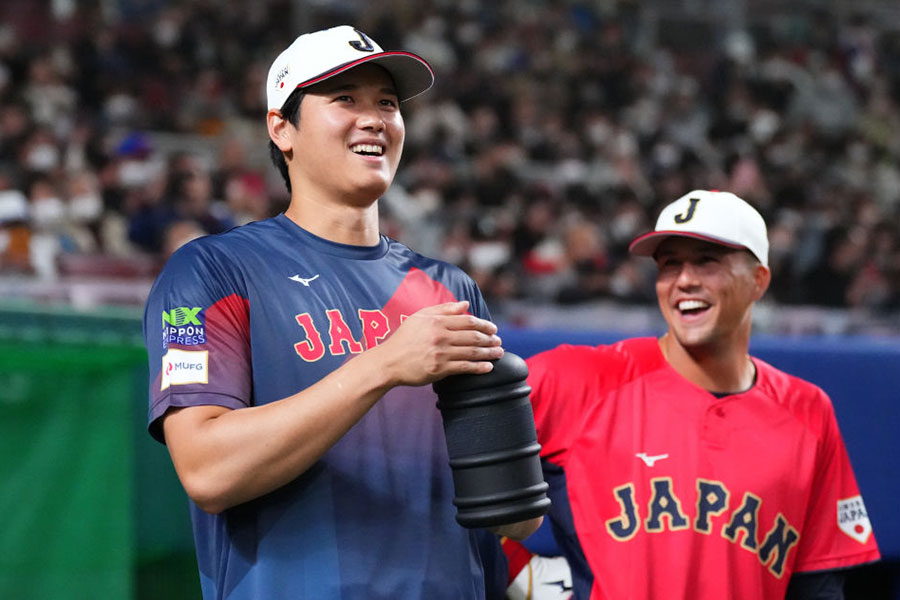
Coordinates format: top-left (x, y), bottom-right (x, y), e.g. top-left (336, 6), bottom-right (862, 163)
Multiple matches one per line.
top-left (349, 29), bottom-right (376, 52)
top-left (673, 197), bottom-right (700, 224)
top-left (628, 190), bottom-right (769, 267)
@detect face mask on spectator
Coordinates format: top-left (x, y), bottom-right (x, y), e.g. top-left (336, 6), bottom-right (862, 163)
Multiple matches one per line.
top-left (0, 190), bottom-right (28, 223)
top-left (30, 196), bottom-right (66, 230)
top-left (118, 159), bottom-right (154, 188)
top-left (69, 193), bottom-right (103, 223)
top-left (26, 143), bottom-right (59, 172)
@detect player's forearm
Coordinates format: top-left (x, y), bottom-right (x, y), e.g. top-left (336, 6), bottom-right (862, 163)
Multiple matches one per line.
top-left (165, 349), bottom-right (396, 514)
top-left (165, 301), bottom-right (502, 513)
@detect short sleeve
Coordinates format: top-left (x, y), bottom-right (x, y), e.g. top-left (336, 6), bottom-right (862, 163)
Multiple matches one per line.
top-left (526, 345), bottom-right (600, 466)
top-left (462, 277), bottom-right (491, 322)
top-left (143, 240), bottom-right (252, 443)
top-left (791, 389), bottom-right (880, 572)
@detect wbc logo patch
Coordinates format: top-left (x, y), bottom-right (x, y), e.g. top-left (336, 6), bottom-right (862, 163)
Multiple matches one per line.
top-left (837, 496), bottom-right (872, 544)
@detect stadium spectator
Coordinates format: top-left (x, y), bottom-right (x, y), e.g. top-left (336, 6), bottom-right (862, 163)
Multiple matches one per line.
top-left (0, 0), bottom-right (897, 332)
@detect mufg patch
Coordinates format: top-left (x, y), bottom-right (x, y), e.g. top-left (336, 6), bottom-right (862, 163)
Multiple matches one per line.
top-left (837, 496), bottom-right (873, 544)
top-left (163, 306), bottom-right (206, 349)
top-left (161, 349), bottom-right (208, 390)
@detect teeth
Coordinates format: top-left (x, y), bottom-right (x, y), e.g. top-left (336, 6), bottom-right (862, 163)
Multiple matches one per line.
top-left (678, 299), bottom-right (709, 311)
top-left (350, 144), bottom-right (384, 155)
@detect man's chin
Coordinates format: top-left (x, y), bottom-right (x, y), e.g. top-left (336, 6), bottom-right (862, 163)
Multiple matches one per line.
top-left (670, 328), bottom-right (714, 352)
top-left (345, 181), bottom-right (390, 205)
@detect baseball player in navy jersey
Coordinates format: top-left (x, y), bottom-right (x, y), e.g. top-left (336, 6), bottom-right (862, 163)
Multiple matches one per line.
top-left (143, 25), bottom-right (540, 600)
top-left (526, 190), bottom-right (879, 599)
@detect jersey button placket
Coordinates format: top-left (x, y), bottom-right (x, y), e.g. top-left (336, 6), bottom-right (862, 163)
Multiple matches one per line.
top-left (701, 401), bottom-right (729, 449)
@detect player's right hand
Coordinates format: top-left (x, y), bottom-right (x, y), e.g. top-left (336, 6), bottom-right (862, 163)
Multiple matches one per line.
top-left (375, 301), bottom-right (503, 387)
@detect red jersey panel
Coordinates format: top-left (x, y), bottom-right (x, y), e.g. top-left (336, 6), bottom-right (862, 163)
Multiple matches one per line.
top-left (527, 337), bottom-right (879, 600)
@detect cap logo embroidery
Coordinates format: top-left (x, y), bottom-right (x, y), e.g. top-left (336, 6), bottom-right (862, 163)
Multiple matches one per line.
top-left (349, 28), bottom-right (376, 52)
top-left (274, 65), bottom-right (289, 89)
top-left (674, 197), bottom-right (700, 224)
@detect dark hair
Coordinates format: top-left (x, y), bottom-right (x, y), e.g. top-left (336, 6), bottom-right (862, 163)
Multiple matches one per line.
top-left (268, 88), bottom-right (305, 193)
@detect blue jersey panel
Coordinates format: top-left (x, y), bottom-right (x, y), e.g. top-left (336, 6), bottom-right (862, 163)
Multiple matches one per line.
top-left (143, 215), bottom-right (498, 600)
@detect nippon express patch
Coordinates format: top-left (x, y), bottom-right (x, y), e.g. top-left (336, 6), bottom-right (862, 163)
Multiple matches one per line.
top-left (162, 306), bottom-right (207, 348)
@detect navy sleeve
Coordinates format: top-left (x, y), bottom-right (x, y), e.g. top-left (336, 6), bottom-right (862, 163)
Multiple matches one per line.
top-left (143, 238), bottom-right (252, 443)
top-left (541, 460), bottom-right (594, 599)
top-left (475, 529), bottom-right (509, 600)
top-left (785, 570), bottom-right (845, 600)
top-left (522, 516), bottom-right (563, 556)
top-left (467, 279), bottom-right (492, 322)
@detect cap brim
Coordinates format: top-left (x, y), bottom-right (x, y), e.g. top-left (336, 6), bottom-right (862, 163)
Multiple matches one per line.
top-left (298, 51), bottom-right (434, 102)
top-left (628, 230), bottom-right (748, 257)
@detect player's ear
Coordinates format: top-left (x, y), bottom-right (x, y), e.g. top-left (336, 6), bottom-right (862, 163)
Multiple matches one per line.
top-left (751, 262), bottom-right (771, 301)
top-left (267, 109), bottom-right (293, 152)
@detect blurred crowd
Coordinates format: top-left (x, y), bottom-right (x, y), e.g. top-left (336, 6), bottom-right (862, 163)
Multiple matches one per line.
top-left (1, 0), bottom-right (899, 321)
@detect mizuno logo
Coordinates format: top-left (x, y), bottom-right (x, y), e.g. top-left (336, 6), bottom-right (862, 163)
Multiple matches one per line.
top-left (289, 274), bottom-right (320, 286)
top-left (636, 452), bottom-right (669, 467)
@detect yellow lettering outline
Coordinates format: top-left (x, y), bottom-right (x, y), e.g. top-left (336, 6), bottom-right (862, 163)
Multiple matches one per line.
top-left (758, 513), bottom-right (800, 578)
top-left (605, 483), bottom-right (641, 542)
top-left (722, 491), bottom-right (762, 552)
top-left (694, 478), bottom-right (730, 535)
top-left (645, 477), bottom-right (689, 533)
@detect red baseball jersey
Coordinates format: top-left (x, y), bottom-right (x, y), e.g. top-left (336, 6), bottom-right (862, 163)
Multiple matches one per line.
top-left (527, 337), bottom-right (879, 600)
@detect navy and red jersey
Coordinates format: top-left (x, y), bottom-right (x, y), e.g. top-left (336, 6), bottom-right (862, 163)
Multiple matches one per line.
top-left (143, 214), bottom-right (501, 600)
top-left (526, 337), bottom-right (879, 600)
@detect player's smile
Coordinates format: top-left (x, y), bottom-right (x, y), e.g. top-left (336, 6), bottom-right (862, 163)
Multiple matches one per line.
top-left (676, 298), bottom-right (711, 318)
top-left (349, 142), bottom-right (385, 157)
top-left (671, 295), bottom-right (716, 335)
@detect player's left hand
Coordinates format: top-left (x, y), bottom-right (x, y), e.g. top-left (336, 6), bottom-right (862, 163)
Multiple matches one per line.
top-left (371, 300), bottom-right (504, 387)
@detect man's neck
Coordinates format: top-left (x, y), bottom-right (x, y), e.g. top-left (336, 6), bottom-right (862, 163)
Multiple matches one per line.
top-left (659, 333), bottom-right (756, 395)
top-left (284, 198), bottom-right (380, 246)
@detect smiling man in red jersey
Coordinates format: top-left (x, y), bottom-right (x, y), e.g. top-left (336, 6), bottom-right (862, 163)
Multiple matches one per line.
top-left (526, 190), bottom-right (879, 599)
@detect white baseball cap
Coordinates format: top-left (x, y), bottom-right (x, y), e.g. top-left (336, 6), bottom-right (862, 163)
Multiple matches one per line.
top-left (266, 25), bottom-right (434, 110)
top-left (628, 190), bottom-right (769, 267)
